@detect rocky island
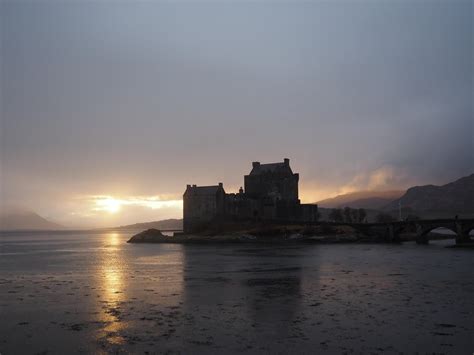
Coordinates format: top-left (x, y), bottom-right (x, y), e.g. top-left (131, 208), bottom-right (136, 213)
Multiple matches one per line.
top-left (126, 223), bottom-right (472, 245)
top-left (127, 225), bottom-right (368, 244)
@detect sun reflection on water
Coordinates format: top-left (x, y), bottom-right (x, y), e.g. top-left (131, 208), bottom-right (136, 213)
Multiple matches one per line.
top-left (103, 261), bottom-right (123, 302)
top-left (106, 232), bottom-right (121, 247)
top-left (95, 232), bottom-right (128, 345)
top-left (92, 233), bottom-right (185, 347)
top-left (101, 233), bottom-right (125, 302)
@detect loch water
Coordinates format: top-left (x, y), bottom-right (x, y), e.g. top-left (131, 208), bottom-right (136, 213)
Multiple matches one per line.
top-left (1, 231), bottom-right (473, 354)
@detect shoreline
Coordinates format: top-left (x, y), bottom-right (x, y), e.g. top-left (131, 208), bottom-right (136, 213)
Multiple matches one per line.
top-left (126, 228), bottom-right (469, 246)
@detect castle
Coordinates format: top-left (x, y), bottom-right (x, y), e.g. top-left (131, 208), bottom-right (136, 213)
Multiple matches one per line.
top-left (183, 159), bottom-right (318, 233)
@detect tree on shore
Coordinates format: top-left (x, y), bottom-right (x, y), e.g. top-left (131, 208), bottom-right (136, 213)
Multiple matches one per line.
top-left (375, 212), bottom-right (396, 223)
top-left (330, 207), bottom-right (367, 223)
top-left (329, 208), bottom-right (344, 222)
top-left (357, 208), bottom-right (367, 223)
top-left (343, 207), bottom-right (352, 223)
top-left (351, 208), bottom-right (359, 223)
top-left (314, 210), bottom-right (321, 222)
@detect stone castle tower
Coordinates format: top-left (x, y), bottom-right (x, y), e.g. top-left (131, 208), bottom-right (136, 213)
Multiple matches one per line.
top-left (183, 159), bottom-right (318, 233)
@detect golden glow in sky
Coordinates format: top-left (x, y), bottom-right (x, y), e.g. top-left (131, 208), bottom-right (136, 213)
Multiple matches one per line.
top-left (95, 197), bottom-right (122, 214)
top-left (92, 195), bottom-right (183, 214)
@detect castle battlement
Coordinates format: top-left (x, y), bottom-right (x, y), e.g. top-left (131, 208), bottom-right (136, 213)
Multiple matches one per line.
top-left (183, 159), bottom-right (318, 233)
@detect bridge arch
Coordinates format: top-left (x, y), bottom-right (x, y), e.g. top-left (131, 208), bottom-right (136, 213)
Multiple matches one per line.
top-left (464, 225), bottom-right (474, 236)
top-left (346, 224), bottom-right (371, 236)
top-left (393, 222), bottom-right (417, 235)
top-left (420, 226), bottom-right (458, 237)
top-left (415, 221), bottom-right (460, 244)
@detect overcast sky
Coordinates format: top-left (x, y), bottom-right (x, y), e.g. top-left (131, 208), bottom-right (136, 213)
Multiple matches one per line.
top-left (1, 0), bottom-right (472, 227)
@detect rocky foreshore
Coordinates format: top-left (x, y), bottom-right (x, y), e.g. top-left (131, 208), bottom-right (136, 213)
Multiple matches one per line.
top-left (127, 227), bottom-right (468, 245)
top-left (127, 228), bottom-right (363, 244)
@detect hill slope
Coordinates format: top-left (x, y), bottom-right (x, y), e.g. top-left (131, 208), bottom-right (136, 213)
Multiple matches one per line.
top-left (316, 190), bottom-right (403, 209)
top-left (0, 210), bottom-right (64, 230)
top-left (384, 174), bottom-right (474, 218)
top-left (114, 218), bottom-right (183, 230)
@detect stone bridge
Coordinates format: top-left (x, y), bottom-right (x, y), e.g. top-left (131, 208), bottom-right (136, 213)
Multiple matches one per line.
top-left (339, 219), bottom-right (474, 244)
top-left (279, 219), bottom-right (474, 244)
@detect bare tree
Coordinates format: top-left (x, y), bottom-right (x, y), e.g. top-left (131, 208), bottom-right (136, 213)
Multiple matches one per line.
top-left (343, 207), bottom-right (352, 223)
top-left (358, 208), bottom-right (367, 223)
top-left (375, 212), bottom-right (395, 223)
top-left (329, 208), bottom-right (344, 222)
top-left (351, 208), bottom-right (359, 223)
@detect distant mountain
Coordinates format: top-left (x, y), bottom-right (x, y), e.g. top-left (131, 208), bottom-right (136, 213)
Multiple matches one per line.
top-left (384, 174), bottom-right (474, 218)
top-left (0, 209), bottom-right (64, 230)
top-left (316, 190), bottom-right (403, 209)
top-left (113, 218), bottom-right (183, 231)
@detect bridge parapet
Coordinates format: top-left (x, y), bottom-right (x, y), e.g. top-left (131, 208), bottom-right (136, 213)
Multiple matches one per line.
top-left (338, 219), bottom-right (473, 244)
top-left (349, 219), bottom-right (473, 245)
top-left (411, 220), bottom-right (473, 245)
top-left (275, 218), bottom-right (474, 244)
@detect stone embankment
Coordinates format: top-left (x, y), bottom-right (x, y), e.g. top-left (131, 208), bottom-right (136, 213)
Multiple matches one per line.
top-left (127, 228), bottom-right (361, 244)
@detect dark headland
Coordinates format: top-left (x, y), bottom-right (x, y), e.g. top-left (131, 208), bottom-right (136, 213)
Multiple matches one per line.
top-left (127, 225), bottom-right (362, 244)
top-left (127, 218), bottom-right (474, 246)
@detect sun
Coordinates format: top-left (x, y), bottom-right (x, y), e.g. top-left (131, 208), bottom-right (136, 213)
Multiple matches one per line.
top-left (96, 197), bottom-right (122, 214)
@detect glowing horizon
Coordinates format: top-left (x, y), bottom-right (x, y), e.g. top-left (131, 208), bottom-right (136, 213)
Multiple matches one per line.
top-left (2, 1), bottom-right (471, 229)
top-left (92, 195), bottom-right (183, 214)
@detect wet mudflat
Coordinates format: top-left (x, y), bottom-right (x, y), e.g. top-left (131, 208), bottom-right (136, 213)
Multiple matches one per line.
top-left (1, 231), bottom-right (473, 354)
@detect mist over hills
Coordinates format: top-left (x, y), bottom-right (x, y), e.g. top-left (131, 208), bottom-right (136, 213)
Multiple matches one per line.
top-left (316, 190), bottom-right (404, 209)
top-left (315, 173), bottom-right (474, 220)
top-left (2, 174), bottom-right (472, 231)
top-left (0, 209), bottom-right (64, 230)
top-left (111, 219), bottom-right (183, 231)
top-left (384, 174), bottom-right (474, 218)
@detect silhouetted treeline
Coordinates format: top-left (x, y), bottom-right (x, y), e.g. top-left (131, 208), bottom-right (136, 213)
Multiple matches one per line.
top-left (374, 212), bottom-right (396, 223)
top-left (328, 207), bottom-right (367, 223)
top-left (374, 211), bottom-right (419, 223)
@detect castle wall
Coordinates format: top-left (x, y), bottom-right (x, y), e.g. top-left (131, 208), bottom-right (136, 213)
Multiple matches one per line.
top-left (183, 185), bottom-right (226, 232)
top-left (183, 160), bottom-right (319, 232)
top-left (225, 194), bottom-right (260, 220)
top-left (244, 172), bottom-right (299, 201)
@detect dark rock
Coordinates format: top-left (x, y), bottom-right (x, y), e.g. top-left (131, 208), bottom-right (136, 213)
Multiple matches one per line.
top-left (127, 229), bottom-right (169, 243)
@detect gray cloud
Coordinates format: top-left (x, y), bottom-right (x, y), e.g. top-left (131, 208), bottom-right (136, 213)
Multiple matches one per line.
top-left (1, 1), bottom-right (472, 226)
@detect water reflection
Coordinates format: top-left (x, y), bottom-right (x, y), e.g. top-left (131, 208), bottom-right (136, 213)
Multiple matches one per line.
top-left (93, 233), bottom-right (187, 348)
top-left (107, 232), bottom-right (121, 247)
top-left (94, 232), bottom-right (128, 345)
top-left (180, 245), bottom-right (308, 350)
top-left (3, 231), bottom-right (474, 353)
top-left (99, 233), bottom-right (125, 303)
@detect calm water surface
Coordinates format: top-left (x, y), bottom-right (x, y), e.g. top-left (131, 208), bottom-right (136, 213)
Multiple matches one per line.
top-left (1, 231), bottom-right (473, 354)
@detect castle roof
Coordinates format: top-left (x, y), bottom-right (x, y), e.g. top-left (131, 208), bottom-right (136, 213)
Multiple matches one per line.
top-left (185, 184), bottom-right (225, 195)
top-left (249, 161), bottom-right (292, 175)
